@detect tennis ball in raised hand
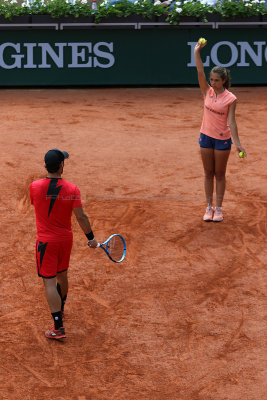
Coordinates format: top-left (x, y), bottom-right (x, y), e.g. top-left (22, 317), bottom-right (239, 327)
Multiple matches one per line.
top-left (199, 38), bottom-right (207, 45)
top-left (239, 151), bottom-right (246, 158)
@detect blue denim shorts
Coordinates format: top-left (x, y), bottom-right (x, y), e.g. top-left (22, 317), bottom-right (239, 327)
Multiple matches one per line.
top-left (199, 133), bottom-right (232, 150)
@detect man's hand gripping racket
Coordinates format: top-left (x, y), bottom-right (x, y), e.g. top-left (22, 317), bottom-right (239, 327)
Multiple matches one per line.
top-left (87, 234), bottom-right (126, 263)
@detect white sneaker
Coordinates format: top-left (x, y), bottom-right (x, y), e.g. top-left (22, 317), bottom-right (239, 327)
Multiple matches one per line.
top-left (213, 207), bottom-right (223, 222)
top-left (203, 205), bottom-right (214, 222)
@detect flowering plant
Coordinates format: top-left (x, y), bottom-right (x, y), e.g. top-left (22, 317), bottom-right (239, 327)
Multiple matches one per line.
top-left (0, 0), bottom-right (266, 22)
top-left (167, 0), bottom-right (211, 25)
top-left (0, 0), bottom-right (95, 19)
top-left (216, 0), bottom-right (267, 18)
top-left (95, 0), bottom-right (165, 23)
top-left (168, 0), bottom-right (267, 25)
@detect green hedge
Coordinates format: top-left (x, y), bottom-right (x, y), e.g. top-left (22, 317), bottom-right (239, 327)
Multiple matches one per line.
top-left (0, 0), bottom-right (266, 25)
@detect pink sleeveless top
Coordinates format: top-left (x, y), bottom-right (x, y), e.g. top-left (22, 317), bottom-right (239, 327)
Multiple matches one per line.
top-left (200, 87), bottom-right (236, 140)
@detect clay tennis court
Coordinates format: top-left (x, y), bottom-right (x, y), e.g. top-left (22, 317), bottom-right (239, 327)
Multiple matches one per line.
top-left (1, 87), bottom-right (266, 400)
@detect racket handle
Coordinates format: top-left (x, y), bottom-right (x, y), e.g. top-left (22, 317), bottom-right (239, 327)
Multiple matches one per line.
top-left (87, 241), bottom-right (100, 248)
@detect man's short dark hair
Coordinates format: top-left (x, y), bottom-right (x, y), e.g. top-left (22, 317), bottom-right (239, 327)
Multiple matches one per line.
top-left (46, 163), bottom-right (61, 173)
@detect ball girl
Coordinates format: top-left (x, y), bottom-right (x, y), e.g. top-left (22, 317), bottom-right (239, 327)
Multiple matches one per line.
top-left (194, 39), bottom-right (246, 222)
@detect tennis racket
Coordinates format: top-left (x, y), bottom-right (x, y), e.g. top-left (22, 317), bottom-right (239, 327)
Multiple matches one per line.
top-left (88, 234), bottom-right (126, 263)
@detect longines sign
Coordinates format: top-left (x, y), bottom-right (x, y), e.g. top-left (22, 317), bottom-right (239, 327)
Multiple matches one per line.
top-left (0, 42), bottom-right (115, 69)
top-left (1, 40), bottom-right (267, 70)
top-left (187, 41), bottom-right (267, 68)
top-left (0, 29), bottom-right (266, 85)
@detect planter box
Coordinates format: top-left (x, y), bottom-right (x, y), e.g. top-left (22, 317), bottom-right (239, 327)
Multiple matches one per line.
top-left (31, 14), bottom-right (94, 29)
top-left (156, 14), bottom-right (199, 28)
top-left (204, 13), bottom-right (222, 22)
top-left (158, 13), bottom-right (263, 27)
top-left (179, 16), bottom-right (199, 23)
top-left (99, 14), bottom-right (157, 22)
top-left (31, 14), bottom-right (73, 29)
top-left (156, 14), bottom-right (172, 23)
top-left (61, 16), bottom-right (95, 29)
top-left (222, 15), bottom-right (261, 22)
top-left (219, 15), bottom-right (262, 28)
top-left (95, 14), bottom-right (157, 28)
top-left (0, 16), bottom-right (30, 29)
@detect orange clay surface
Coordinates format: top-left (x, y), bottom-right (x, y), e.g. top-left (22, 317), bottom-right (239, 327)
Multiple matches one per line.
top-left (0, 87), bottom-right (266, 400)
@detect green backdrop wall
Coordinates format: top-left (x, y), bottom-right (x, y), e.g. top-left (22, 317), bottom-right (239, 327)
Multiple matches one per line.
top-left (0, 28), bottom-right (266, 86)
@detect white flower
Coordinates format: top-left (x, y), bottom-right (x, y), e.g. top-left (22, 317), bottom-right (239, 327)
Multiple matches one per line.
top-left (175, 1), bottom-right (181, 4)
top-left (154, 0), bottom-right (161, 4)
top-left (175, 7), bottom-right (182, 12)
top-left (81, 0), bottom-right (87, 3)
top-left (10, 0), bottom-right (18, 4)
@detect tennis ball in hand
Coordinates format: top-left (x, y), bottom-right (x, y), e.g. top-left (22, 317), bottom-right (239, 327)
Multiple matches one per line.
top-left (198, 38), bottom-right (207, 45)
top-left (239, 152), bottom-right (246, 158)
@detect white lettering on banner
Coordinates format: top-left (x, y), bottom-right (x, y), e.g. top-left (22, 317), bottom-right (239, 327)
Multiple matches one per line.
top-left (38, 43), bottom-right (66, 68)
top-left (187, 41), bottom-right (267, 68)
top-left (0, 42), bottom-right (115, 69)
top-left (211, 41), bottom-right (238, 67)
top-left (68, 43), bottom-right (92, 68)
top-left (93, 42), bottom-right (115, 68)
top-left (23, 43), bottom-right (37, 69)
top-left (67, 42), bottom-right (114, 68)
top-left (187, 42), bottom-right (210, 67)
top-left (237, 41), bottom-right (265, 66)
top-left (0, 43), bottom-right (24, 69)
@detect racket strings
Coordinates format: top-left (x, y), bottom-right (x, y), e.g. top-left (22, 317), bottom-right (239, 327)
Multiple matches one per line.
top-left (107, 235), bottom-right (124, 262)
